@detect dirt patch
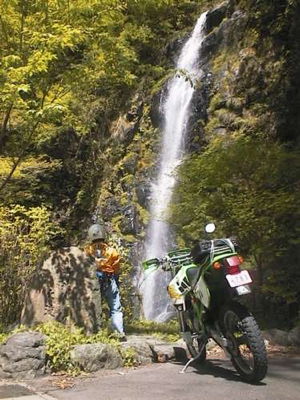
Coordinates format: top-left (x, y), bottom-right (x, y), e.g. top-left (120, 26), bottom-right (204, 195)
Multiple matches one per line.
top-left (207, 343), bottom-right (300, 359)
top-left (265, 344), bottom-right (300, 358)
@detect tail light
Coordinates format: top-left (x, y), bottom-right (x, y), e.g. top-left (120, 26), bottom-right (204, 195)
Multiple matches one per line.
top-left (225, 256), bottom-right (242, 275)
top-left (212, 261), bottom-right (222, 270)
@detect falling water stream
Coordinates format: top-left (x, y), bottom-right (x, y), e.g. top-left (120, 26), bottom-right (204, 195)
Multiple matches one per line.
top-left (142, 12), bottom-right (208, 321)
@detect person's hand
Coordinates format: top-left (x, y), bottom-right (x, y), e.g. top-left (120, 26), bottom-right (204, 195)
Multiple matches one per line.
top-left (95, 249), bottom-right (105, 262)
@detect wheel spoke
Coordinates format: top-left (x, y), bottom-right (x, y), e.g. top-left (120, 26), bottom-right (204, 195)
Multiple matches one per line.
top-left (235, 332), bottom-right (248, 346)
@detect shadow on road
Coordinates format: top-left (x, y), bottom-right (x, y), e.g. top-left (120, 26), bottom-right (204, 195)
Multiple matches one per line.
top-left (172, 357), bottom-right (266, 386)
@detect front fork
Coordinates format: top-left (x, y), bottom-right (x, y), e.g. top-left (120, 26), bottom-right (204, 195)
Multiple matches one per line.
top-left (175, 301), bottom-right (208, 373)
top-left (175, 297), bottom-right (205, 339)
top-left (176, 302), bottom-right (231, 373)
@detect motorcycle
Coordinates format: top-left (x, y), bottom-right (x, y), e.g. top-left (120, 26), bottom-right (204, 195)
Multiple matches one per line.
top-left (142, 223), bottom-right (267, 383)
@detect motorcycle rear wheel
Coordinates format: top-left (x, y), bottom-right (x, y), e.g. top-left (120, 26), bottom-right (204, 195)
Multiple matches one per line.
top-left (221, 302), bottom-right (267, 383)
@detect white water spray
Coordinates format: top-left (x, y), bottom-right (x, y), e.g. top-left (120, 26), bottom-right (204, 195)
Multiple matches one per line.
top-left (142, 12), bottom-right (208, 321)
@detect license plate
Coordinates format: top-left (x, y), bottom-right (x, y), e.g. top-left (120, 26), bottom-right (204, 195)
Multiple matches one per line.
top-left (226, 270), bottom-right (252, 287)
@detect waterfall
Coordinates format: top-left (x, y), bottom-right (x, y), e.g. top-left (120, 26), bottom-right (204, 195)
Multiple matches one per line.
top-left (142, 12), bottom-right (208, 321)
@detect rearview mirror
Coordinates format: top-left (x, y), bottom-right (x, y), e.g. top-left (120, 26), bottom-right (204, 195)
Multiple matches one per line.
top-left (205, 223), bottom-right (216, 233)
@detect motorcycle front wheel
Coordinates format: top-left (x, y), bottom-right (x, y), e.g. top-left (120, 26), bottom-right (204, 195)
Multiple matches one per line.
top-left (221, 302), bottom-right (267, 383)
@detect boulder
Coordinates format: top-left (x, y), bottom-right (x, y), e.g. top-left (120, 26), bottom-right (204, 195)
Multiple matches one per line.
top-left (70, 343), bottom-right (123, 372)
top-left (120, 337), bottom-right (154, 365)
top-left (288, 326), bottom-right (300, 346)
top-left (21, 247), bottom-right (102, 334)
top-left (120, 335), bottom-right (187, 365)
top-left (263, 329), bottom-right (290, 346)
top-left (0, 332), bottom-right (46, 379)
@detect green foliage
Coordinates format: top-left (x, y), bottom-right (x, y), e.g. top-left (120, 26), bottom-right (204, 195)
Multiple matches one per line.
top-left (36, 322), bottom-right (85, 373)
top-left (119, 346), bottom-right (139, 367)
top-left (0, 204), bottom-right (63, 326)
top-left (35, 321), bottom-right (121, 373)
top-left (0, 0), bottom-right (200, 158)
top-left (0, 333), bottom-right (8, 344)
top-left (171, 137), bottom-right (300, 303)
top-left (0, 156), bottom-right (64, 207)
top-left (0, 0), bottom-right (203, 245)
top-left (36, 321), bottom-right (139, 372)
top-left (127, 319), bottom-right (180, 342)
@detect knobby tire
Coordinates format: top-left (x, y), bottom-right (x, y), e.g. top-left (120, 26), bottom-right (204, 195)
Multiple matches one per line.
top-left (221, 302), bottom-right (267, 383)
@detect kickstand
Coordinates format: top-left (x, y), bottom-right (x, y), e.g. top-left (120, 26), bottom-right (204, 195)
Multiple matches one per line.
top-left (179, 342), bottom-right (206, 374)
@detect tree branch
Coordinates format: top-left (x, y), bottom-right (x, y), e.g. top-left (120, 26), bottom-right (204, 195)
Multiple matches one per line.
top-left (0, 121), bottom-right (39, 193)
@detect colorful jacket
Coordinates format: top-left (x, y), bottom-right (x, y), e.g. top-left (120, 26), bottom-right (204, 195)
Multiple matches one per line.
top-left (85, 242), bottom-right (121, 275)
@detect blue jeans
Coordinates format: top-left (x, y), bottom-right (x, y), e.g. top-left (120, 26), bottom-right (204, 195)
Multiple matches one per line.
top-left (96, 272), bottom-right (124, 335)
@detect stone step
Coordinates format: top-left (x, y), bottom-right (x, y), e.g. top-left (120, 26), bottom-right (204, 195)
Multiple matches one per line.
top-left (0, 383), bottom-right (56, 400)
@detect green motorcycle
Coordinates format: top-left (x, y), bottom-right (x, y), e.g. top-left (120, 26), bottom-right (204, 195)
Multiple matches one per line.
top-left (143, 223), bottom-right (267, 383)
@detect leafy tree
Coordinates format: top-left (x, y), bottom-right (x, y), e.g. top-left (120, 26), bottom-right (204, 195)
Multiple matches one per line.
top-left (0, 0), bottom-right (199, 193)
top-left (171, 137), bottom-right (300, 310)
top-left (0, 204), bottom-right (62, 325)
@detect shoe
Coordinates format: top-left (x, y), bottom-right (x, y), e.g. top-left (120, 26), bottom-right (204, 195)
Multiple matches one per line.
top-left (119, 335), bottom-right (127, 342)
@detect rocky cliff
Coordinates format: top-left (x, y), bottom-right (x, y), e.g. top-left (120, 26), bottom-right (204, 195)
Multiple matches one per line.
top-left (92, 0), bottom-right (299, 322)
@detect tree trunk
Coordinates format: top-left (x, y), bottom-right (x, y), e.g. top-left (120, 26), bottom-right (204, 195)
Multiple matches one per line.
top-left (0, 103), bottom-right (14, 150)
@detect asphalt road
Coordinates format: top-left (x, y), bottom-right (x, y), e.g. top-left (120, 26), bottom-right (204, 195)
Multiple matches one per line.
top-left (27, 354), bottom-right (300, 400)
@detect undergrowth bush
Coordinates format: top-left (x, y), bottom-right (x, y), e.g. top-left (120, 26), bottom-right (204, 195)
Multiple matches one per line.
top-left (127, 319), bottom-right (180, 342)
top-left (0, 205), bottom-right (63, 326)
top-left (35, 321), bottom-right (130, 374)
top-left (0, 320), bottom-right (181, 374)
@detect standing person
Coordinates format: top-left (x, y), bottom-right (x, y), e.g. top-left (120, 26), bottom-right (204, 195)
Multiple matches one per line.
top-left (85, 223), bottom-right (126, 341)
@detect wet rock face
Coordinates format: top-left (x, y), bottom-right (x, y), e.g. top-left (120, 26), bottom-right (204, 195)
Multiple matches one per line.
top-left (0, 332), bottom-right (46, 379)
top-left (135, 181), bottom-right (151, 208)
top-left (186, 2), bottom-right (248, 151)
top-left (21, 247), bottom-right (102, 335)
top-left (149, 87), bottom-right (166, 129)
top-left (165, 36), bottom-right (186, 64)
top-left (148, 1), bottom-right (246, 154)
top-left (123, 155), bottom-right (138, 175)
top-left (111, 101), bottom-right (143, 145)
top-left (205, 0), bottom-right (234, 33)
top-left (199, 4), bottom-right (247, 68)
top-left (102, 197), bottom-right (122, 220)
top-left (120, 205), bottom-right (140, 235)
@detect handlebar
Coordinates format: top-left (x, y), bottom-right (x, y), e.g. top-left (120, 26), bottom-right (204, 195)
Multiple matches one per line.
top-left (143, 238), bottom-right (239, 274)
